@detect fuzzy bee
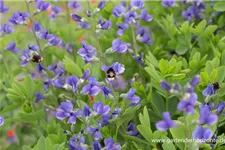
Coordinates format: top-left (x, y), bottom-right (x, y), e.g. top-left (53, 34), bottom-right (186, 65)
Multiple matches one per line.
top-left (212, 82), bottom-right (220, 90)
top-left (106, 68), bottom-right (116, 81)
top-left (32, 55), bottom-right (41, 63)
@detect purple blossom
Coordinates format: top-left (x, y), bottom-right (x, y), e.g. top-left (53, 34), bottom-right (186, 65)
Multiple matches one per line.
top-left (49, 6), bottom-right (62, 19)
top-left (93, 101), bottom-right (111, 116)
top-left (110, 76), bottom-right (126, 90)
top-left (182, 3), bottom-right (204, 22)
top-left (78, 22), bottom-right (90, 29)
top-left (97, 17), bottom-right (111, 30)
top-left (177, 93), bottom-right (197, 114)
top-left (8, 12), bottom-right (30, 25)
top-left (199, 105), bottom-right (218, 126)
top-left (64, 75), bottom-right (79, 92)
top-left (93, 141), bottom-right (101, 150)
top-left (125, 12), bottom-right (137, 24)
top-left (77, 41), bottom-right (97, 63)
top-left (5, 42), bottom-right (20, 54)
top-left (66, 42), bottom-right (74, 53)
top-left (202, 84), bottom-right (216, 96)
top-left (35, 0), bottom-right (50, 12)
top-left (133, 52), bottom-right (144, 66)
top-left (32, 22), bottom-right (43, 35)
top-left (48, 62), bottom-right (65, 76)
top-left (98, 114), bottom-right (111, 127)
top-left (125, 88), bottom-right (140, 106)
top-left (52, 78), bottom-right (64, 88)
top-left (162, 0), bottom-right (176, 7)
top-left (0, 1), bottom-right (9, 13)
top-left (101, 86), bottom-right (112, 98)
top-left (71, 14), bottom-right (84, 22)
top-left (136, 28), bottom-right (152, 45)
top-left (112, 108), bottom-right (122, 118)
top-left (36, 63), bottom-right (45, 73)
top-left (69, 134), bottom-right (86, 150)
top-left (47, 35), bottom-right (62, 46)
top-left (112, 4), bottom-right (126, 18)
top-left (192, 126), bottom-right (212, 141)
top-left (104, 138), bottom-right (121, 150)
top-left (56, 101), bottom-right (82, 124)
top-left (83, 106), bottom-right (92, 117)
top-left (96, 0), bottom-right (106, 12)
top-left (156, 112), bottom-right (177, 131)
top-left (35, 92), bottom-right (45, 103)
top-left (38, 29), bottom-right (53, 40)
top-left (215, 102), bottom-right (225, 114)
top-left (82, 69), bottom-right (90, 81)
top-left (81, 77), bottom-right (101, 97)
top-left (0, 116), bottom-right (4, 126)
top-left (116, 23), bottom-right (129, 36)
top-left (87, 126), bottom-right (102, 140)
top-left (68, 1), bottom-right (80, 9)
top-left (20, 50), bottom-right (32, 67)
top-left (127, 122), bottom-right (139, 136)
top-left (0, 24), bottom-right (14, 36)
top-left (140, 9), bottom-right (153, 22)
top-left (28, 44), bottom-right (39, 51)
top-left (130, 0), bottom-right (144, 9)
top-left (189, 75), bottom-right (200, 87)
top-left (112, 39), bottom-right (128, 53)
top-left (86, 10), bottom-right (91, 17)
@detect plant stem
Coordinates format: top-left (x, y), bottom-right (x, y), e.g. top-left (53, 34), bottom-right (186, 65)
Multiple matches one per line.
top-left (65, 2), bottom-right (70, 23)
top-left (25, 0), bottom-right (43, 56)
top-left (183, 113), bottom-right (190, 150)
top-left (86, 0), bottom-right (102, 55)
top-left (131, 25), bottom-right (138, 55)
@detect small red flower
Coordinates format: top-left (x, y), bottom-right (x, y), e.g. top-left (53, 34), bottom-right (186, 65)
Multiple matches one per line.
top-left (90, 96), bottom-right (94, 102)
top-left (76, 36), bottom-right (85, 42)
top-left (7, 129), bottom-right (15, 137)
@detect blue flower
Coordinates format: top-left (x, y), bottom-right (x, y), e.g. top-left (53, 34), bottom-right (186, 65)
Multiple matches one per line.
top-left (86, 10), bottom-right (91, 17)
top-left (0, 116), bottom-right (4, 127)
top-left (130, 0), bottom-right (144, 9)
top-left (215, 102), bottom-right (225, 114)
top-left (20, 50), bottom-right (32, 67)
top-left (38, 29), bottom-right (53, 40)
top-left (0, 1), bottom-right (9, 13)
top-left (36, 63), bottom-right (45, 73)
top-left (82, 69), bottom-right (90, 81)
top-left (0, 24), bottom-right (14, 36)
top-left (83, 106), bottom-right (92, 118)
top-left (93, 101), bottom-right (111, 116)
top-left (66, 42), bottom-right (74, 53)
top-left (96, 0), bottom-right (106, 12)
top-left (87, 126), bottom-right (102, 140)
top-left (104, 138), bottom-right (121, 150)
top-left (127, 122), bottom-right (139, 136)
top-left (52, 78), bottom-right (64, 88)
top-left (140, 9), bottom-right (153, 22)
top-left (69, 134), bottom-right (86, 150)
top-left (47, 35), bottom-right (62, 46)
top-left (71, 14), bottom-right (84, 22)
top-left (49, 6), bottom-right (62, 19)
top-left (48, 61), bottom-right (65, 76)
top-left (56, 101), bottom-right (82, 124)
top-left (124, 88), bottom-right (140, 106)
top-left (32, 22), bottom-right (43, 35)
top-left (93, 141), bottom-right (101, 150)
top-left (199, 105), bottom-right (218, 126)
top-left (78, 22), bottom-right (90, 29)
top-left (112, 39), bottom-right (128, 53)
top-left (81, 77), bottom-right (101, 96)
top-left (133, 52), bottom-right (144, 66)
top-left (202, 84), bottom-right (216, 96)
top-left (8, 12), bottom-right (30, 25)
top-left (101, 86), bottom-right (112, 98)
top-left (162, 0), bottom-right (176, 7)
top-left (177, 93), bottom-right (197, 114)
top-left (98, 114), bottom-right (111, 127)
top-left (97, 17), bottom-right (111, 30)
top-left (112, 4), bottom-right (126, 18)
top-left (63, 75), bottom-right (79, 92)
top-left (136, 28), bottom-right (152, 45)
top-left (189, 75), bottom-right (200, 87)
top-left (28, 44), bottom-right (39, 51)
top-left (77, 41), bottom-right (97, 63)
top-left (116, 23), bottom-right (129, 36)
top-left (35, 92), bottom-right (45, 103)
top-left (125, 12), bottom-right (137, 24)
top-left (156, 112), bottom-right (177, 131)
top-left (5, 42), bottom-right (20, 54)
top-left (35, 0), bottom-right (50, 12)
top-left (192, 126), bottom-right (212, 141)
top-left (112, 108), bottom-right (122, 118)
top-left (68, 1), bottom-right (80, 9)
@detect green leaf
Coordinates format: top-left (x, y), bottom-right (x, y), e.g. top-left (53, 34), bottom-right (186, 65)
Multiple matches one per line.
top-left (145, 51), bottom-right (159, 68)
top-left (175, 43), bottom-right (189, 55)
top-left (35, 136), bottom-right (47, 150)
top-left (137, 125), bottom-right (153, 142)
top-left (216, 66), bottom-right (225, 82)
top-left (214, 1), bottom-right (225, 11)
top-left (204, 25), bottom-right (217, 36)
top-left (124, 135), bottom-right (150, 145)
top-left (221, 51), bottom-right (225, 65)
top-left (162, 136), bottom-right (176, 150)
top-left (159, 59), bottom-right (169, 75)
top-left (22, 146), bottom-right (33, 150)
top-left (170, 123), bottom-right (186, 150)
top-left (209, 69), bottom-right (218, 82)
top-left (62, 56), bottom-right (82, 77)
top-left (24, 75), bottom-right (35, 101)
top-left (139, 106), bottom-right (150, 127)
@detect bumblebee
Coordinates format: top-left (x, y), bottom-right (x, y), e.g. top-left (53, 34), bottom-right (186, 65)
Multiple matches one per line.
top-left (212, 82), bottom-right (220, 90)
top-left (106, 68), bottom-right (116, 81)
top-left (32, 55), bottom-right (41, 63)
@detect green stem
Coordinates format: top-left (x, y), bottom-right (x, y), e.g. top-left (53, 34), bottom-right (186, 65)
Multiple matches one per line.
top-left (86, 0), bottom-right (102, 55)
top-left (65, 2), bottom-right (70, 23)
top-left (131, 25), bottom-right (138, 55)
top-left (183, 113), bottom-right (190, 150)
